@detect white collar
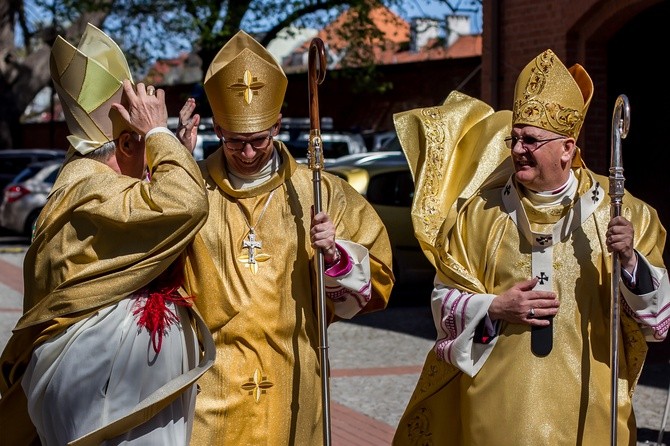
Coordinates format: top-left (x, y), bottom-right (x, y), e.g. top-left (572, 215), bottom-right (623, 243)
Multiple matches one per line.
top-left (525, 170), bottom-right (577, 207)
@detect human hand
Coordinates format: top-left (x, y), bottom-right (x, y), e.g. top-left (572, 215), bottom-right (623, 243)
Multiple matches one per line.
top-left (606, 215), bottom-right (636, 272)
top-left (176, 97), bottom-right (201, 153)
top-left (310, 207), bottom-right (338, 265)
top-left (488, 277), bottom-right (559, 326)
top-left (111, 81), bottom-right (168, 136)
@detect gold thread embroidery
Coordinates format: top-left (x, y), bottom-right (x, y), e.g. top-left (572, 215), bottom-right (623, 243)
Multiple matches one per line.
top-left (229, 70), bottom-right (265, 105)
top-left (241, 369), bottom-right (274, 402)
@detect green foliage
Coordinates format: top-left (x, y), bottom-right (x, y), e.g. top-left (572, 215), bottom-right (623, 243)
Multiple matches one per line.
top-left (17, 0), bottom-right (481, 74)
top-left (9, 0), bottom-right (483, 101)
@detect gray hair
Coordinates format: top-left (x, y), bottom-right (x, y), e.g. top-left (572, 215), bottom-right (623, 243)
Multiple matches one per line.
top-left (87, 140), bottom-right (117, 162)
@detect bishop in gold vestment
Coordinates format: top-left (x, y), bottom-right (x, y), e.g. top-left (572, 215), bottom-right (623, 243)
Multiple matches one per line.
top-left (0, 24), bottom-right (212, 446)
top-left (178, 31), bottom-right (394, 445)
top-left (393, 50), bottom-right (670, 445)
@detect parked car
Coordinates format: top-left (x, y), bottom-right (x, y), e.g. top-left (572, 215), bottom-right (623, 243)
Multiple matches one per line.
top-left (0, 160), bottom-right (62, 236)
top-left (324, 151), bottom-right (434, 285)
top-left (376, 134), bottom-right (402, 151)
top-left (273, 116), bottom-right (367, 162)
top-left (0, 148), bottom-right (66, 191)
top-left (364, 130), bottom-right (397, 152)
top-left (276, 130), bottom-right (367, 162)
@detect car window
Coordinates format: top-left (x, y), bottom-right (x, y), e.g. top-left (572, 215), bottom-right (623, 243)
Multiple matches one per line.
top-left (11, 163), bottom-right (45, 183)
top-left (0, 156), bottom-right (31, 176)
top-left (379, 136), bottom-right (402, 152)
top-left (201, 138), bottom-right (220, 159)
top-left (283, 140), bottom-right (355, 160)
top-left (366, 171), bottom-right (414, 207)
top-left (326, 141), bottom-right (352, 158)
top-left (45, 166), bottom-right (60, 183)
top-left (284, 140), bottom-right (309, 159)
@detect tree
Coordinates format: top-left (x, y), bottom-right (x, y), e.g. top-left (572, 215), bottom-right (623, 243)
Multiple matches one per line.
top-left (0, 0), bottom-right (481, 149)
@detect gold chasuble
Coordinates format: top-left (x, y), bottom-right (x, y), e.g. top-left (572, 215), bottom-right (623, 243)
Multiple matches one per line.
top-left (0, 133), bottom-right (209, 444)
top-left (183, 143), bottom-right (393, 445)
top-left (392, 92), bottom-right (666, 445)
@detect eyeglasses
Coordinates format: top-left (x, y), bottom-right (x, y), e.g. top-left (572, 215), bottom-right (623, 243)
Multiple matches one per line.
top-left (504, 135), bottom-right (566, 152)
top-left (222, 134), bottom-right (273, 151)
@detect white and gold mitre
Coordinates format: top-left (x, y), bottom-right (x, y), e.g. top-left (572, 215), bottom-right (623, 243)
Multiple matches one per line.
top-left (204, 30), bottom-right (287, 133)
top-left (50, 23), bottom-right (134, 155)
top-left (512, 49), bottom-right (593, 139)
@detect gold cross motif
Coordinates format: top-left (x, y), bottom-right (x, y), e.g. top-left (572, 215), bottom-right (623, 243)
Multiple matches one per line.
top-left (241, 369), bottom-right (274, 402)
top-left (238, 230), bottom-right (270, 274)
top-left (229, 70), bottom-right (265, 104)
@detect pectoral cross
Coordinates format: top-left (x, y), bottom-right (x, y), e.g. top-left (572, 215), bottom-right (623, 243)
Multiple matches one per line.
top-left (238, 229), bottom-right (270, 274)
top-left (244, 230), bottom-right (262, 263)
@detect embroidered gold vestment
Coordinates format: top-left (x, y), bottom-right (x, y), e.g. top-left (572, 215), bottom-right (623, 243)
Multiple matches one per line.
top-left (183, 144), bottom-right (394, 445)
top-left (392, 92), bottom-right (667, 445)
top-left (0, 133), bottom-right (209, 444)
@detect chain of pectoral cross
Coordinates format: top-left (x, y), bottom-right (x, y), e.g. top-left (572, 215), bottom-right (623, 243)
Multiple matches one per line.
top-left (236, 189), bottom-right (277, 273)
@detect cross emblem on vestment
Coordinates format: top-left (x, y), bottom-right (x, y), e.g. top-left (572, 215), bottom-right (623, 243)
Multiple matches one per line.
top-left (238, 229), bottom-right (270, 274)
top-left (229, 70), bottom-right (265, 105)
top-left (537, 272), bottom-right (549, 284)
top-left (591, 182), bottom-right (601, 203)
top-left (241, 369), bottom-right (274, 403)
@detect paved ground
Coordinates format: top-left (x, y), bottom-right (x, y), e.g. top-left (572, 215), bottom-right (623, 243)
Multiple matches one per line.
top-left (1, 236), bottom-right (670, 445)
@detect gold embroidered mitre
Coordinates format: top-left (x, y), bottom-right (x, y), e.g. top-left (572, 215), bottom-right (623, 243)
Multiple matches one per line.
top-left (204, 30), bottom-right (287, 133)
top-left (50, 23), bottom-right (134, 155)
top-left (512, 49), bottom-right (593, 139)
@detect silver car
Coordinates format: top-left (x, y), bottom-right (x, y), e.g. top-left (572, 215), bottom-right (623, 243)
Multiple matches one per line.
top-left (0, 160), bottom-right (62, 236)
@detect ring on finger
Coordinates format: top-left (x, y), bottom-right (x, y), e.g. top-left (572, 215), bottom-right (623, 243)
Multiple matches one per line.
top-left (146, 85), bottom-right (156, 96)
top-left (528, 308), bottom-right (535, 318)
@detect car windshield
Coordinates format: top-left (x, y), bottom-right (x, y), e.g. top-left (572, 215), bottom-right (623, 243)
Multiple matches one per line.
top-left (44, 166), bottom-right (60, 183)
top-left (378, 136), bottom-right (402, 152)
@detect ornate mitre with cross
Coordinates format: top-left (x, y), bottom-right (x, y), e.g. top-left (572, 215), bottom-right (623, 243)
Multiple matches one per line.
top-left (203, 30), bottom-right (288, 133)
top-left (512, 48), bottom-right (593, 140)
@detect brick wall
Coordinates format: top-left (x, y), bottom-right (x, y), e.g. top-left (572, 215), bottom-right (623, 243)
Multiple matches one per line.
top-left (20, 57), bottom-right (481, 147)
top-left (282, 57), bottom-right (482, 132)
top-left (481, 0), bottom-right (664, 176)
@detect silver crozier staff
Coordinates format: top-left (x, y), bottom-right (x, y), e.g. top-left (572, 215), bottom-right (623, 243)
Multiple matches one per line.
top-left (609, 94), bottom-right (630, 446)
top-left (307, 37), bottom-right (332, 446)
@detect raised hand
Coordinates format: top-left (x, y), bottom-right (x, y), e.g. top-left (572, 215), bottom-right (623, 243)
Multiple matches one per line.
top-left (176, 98), bottom-right (201, 154)
top-left (111, 81), bottom-right (168, 136)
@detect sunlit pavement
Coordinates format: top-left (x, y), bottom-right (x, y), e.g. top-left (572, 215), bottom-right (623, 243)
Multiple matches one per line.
top-left (1, 237), bottom-right (669, 445)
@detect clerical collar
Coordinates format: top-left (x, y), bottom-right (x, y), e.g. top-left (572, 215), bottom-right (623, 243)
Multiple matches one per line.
top-left (227, 149), bottom-right (281, 189)
top-left (524, 170), bottom-right (577, 207)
